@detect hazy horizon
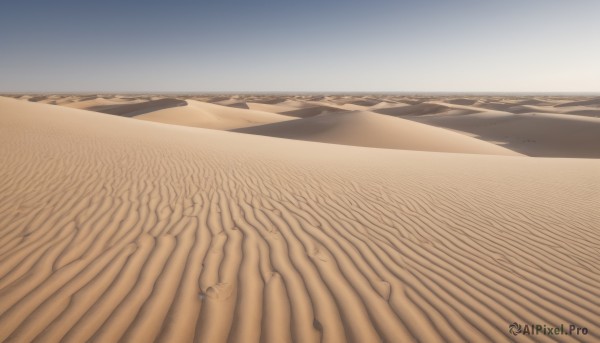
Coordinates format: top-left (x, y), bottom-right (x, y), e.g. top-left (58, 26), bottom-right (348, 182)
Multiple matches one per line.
top-left (1, 0), bottom-right (599, 93)
top-left (3, 91), bottom-right (600, 96)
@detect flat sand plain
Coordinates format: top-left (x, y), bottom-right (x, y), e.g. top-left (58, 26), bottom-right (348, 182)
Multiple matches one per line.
top-left (0, 94), bottom-right (599, 342)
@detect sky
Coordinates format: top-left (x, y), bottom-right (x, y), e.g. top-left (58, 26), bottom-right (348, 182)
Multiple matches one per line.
top-left (0, 0), bottom-right (599, 93)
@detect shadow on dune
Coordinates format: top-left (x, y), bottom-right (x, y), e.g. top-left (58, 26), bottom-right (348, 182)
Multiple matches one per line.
top-left (279, 106), bottom-right (346, 118)
top-left (373, 103), bottom-right (460, 116)
top-left (87, 98), bottom-right (187, 117)
top-left (554, 97), bottom-right (600, 108)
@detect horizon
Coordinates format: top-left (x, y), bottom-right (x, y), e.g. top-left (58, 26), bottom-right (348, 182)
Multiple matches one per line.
top-left (1, 0), bottom-right (599, 93)
top-left (3, 91), bottom-right (600, 96)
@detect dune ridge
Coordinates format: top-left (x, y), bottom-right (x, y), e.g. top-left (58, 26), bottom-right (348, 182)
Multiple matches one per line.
top-left (82, 98), bottom-right (188, 117)
top-left (135, 99), bottom-right (295, 130)
top-left (406, 111), bottom-right (600, 158)
top-left (61, 97), bottom-right (146, 110)
top-left (0, 97), bottom-right (599, 342)
top-left (373, 103), bottom-right (453, 116)
top-left (234, 110), bottom-right (520, 155)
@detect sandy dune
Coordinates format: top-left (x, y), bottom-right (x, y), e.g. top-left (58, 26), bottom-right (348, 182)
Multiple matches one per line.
top-left (1, 96), bottom-right (599, 342)
top-left (555, 97), bottom-right (600, 108)
top-left (278, 105), bottom-right (344, 118)
top-left (407, 111), bottom-right (600, 158)
top-left (235, 111), bottom-right (519, 155)
top-left (135, 99), bottom-right (295, 130)
top-left (9, 94), bottom-right (600, 157)
top-left (88, 98), bottom-right (188, 117)
top-left (446, 98), bottom-right (479, 106)
top-left (246, 102), bottom-right (307, 114)
top-left (61, 97), bottom-right (147, 111)
top-left (373, 103), bottom-right (482, 117)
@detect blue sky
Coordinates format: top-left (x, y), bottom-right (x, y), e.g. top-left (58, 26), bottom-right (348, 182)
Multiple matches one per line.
top-left (1, 0), bottom-right (599, 92)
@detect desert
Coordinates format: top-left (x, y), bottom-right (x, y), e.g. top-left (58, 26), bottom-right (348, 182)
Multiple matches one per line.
top-left (0, 94), bottom-right (598, 342)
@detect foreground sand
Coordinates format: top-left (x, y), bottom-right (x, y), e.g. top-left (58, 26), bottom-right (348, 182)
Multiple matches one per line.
top-left (0, 97), bottom-right (599, 342)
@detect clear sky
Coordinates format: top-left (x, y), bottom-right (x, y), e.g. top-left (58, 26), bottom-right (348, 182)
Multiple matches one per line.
top-left (1, 0), bottom-right (599, 93)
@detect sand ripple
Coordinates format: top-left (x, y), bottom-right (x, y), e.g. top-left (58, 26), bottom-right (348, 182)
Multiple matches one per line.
top-left (0, 97), bottom-right (599, 342)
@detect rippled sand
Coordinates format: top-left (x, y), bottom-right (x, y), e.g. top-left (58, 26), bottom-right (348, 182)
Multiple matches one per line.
top-left (0, 96), bottom-right (599, 342)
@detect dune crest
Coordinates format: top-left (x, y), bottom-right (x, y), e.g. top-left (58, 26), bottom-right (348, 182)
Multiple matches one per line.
top-left (406, 110), bottom-right (600, 158)
top-left (83, 98), bottom-right (188, 117)
top-left (235, 110), bottom-right (520, 155)
top-left (135, 99), bottom-right (295, 130)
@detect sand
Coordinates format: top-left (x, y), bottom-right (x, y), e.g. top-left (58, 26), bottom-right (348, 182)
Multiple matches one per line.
top-left (0, 95), bottom-right (599, 343)
top-left (234, 110), bottom-right (520, 155)
top-left (407, 111), bottom-right (600, 158)
top-left (246, 102), bottom-right (304, 114)
top-left (61, 96), bottom-right (147, 111)
top-left (135, 99), bottom-right (295, 130)
top-left (88, 98), bottom-right (188, 117)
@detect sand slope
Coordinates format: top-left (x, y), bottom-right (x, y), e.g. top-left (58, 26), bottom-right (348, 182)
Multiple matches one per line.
top-left (278, 105), bottom-right (344, 118)
top-left (246, 102), bottom-right (310, 114)
top-left (84, 98), bottom-right (188, 117)
top-left (61, 97), bottom-right (146, 111)
top-left (235, 111), bottom-right (519, 155)
top-left (555, 97), bottom-right (600, 108)
top-left (135, 100), bottom-right (295, 130)
top-left (407, 111), bottom-right (600, 158)
top-left (1, 97), bottom-right (599, 343)
top-left (373, 103), bottom-right (454, 116)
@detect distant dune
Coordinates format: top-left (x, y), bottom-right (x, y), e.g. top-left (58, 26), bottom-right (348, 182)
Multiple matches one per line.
top-left (212, 98), bottom-right (250, 109)
top-left (11, 94), bottom-right (600, 157)
top-left (0, 95), bottom-right (599, 343)
top-left (135, 99), bottom-right (295, 130)
top-left (554, 97), bottom-right (600, 107)
top-left (246, 102), bottom-right (299, 114)
top-left (234, 110), bottom-right (519, 155)
top-left (445, 98), bottom-right (479, 106)
top-left (373, 103), bottom-right (455, 116)
top-left (407, 111), bottom-right (600, 158)
top-left (85, 98), bottom-right (188, 117)
top-left (278, 105), bottom-right (344, 118)
top-left (61, 97), bottom-right (146, 111)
